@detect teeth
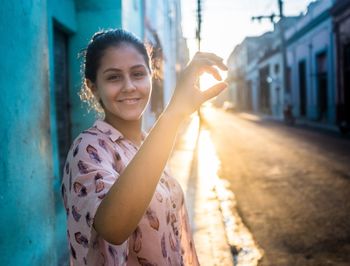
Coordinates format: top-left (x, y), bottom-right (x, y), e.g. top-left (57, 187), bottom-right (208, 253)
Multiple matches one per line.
top-left (121, 99), bottom-right (139, 104)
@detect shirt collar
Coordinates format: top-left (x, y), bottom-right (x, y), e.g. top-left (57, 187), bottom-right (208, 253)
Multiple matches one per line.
top-left (93, 119), bottom-right (147, 144)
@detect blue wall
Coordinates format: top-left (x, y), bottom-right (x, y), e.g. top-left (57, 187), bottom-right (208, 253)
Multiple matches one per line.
top-left (0, 0), bottom-right (143, 264)
top-left (70, 0), bottom-right (123, 139)
top-left (0, 1), bottom-right (58, 265)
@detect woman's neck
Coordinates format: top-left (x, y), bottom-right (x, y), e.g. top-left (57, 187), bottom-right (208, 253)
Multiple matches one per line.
top-left (104, 116), bottom-right (143, 147)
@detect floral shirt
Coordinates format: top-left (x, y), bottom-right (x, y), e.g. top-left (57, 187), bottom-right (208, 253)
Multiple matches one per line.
top-left (61, 120), bottom-right (199, 266)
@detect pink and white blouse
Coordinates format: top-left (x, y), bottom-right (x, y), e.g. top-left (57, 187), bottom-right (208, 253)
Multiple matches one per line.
top-left (61, 119), bottom-right (199, 266)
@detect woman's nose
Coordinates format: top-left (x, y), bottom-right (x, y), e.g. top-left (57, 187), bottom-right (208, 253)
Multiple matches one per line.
top-left (122, 77), bottom-right (136, 92)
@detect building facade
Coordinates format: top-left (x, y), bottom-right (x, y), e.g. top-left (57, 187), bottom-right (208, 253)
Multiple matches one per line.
top-left (227, 33), bottom-right (275, 113)
top-left (332, 0), bottom-right (350, 131)
top-left (286, 0), bottom-right (336, 124)
top-left (143, 0), bottom-right (189, 129)
top-left (227, 0), bottom-right (338, 126)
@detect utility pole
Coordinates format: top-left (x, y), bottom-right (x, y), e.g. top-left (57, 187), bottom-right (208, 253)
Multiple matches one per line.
top-left (252, 0), bottom-right (289, 108)
top-left (196, 0), bottom-right (203, 125)
top-left (196, 0), bottom-right (202, 51)
top-left (277, 0), bottom-right (289, 95)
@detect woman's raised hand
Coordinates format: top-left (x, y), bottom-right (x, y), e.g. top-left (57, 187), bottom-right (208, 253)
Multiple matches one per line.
top-left (166, 52), bottom-right (228, 120)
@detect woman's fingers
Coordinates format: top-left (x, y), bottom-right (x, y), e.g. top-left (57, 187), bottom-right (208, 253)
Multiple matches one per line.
top-left (170, 51), bottom-right (228, 115)
top-left (192, 58), bottom-right (225, 81)
top-left (194, 52), bottom-right (228, 71)
top-left (201, 82), bottom-right (228, 102)
top-left (200, 65), bottom-right (222, 81)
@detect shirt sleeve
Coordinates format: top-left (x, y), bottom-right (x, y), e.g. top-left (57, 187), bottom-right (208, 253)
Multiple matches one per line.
top-left (63, 134), bottom-right (128, 265)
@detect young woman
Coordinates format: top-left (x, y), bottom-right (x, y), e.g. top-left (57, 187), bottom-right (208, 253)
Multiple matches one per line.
top-left (61, 28), bottom-right (227, 266)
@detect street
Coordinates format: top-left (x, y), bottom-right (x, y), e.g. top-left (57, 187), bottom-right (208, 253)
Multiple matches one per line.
top-left (201, 107), bottom-right (350, 266)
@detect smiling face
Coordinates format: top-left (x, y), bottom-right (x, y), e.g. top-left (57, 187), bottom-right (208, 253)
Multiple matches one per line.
top-left (88, 43), bottom-right (152, 123)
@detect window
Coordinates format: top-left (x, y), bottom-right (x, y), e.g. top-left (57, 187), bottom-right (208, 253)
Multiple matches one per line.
top-left (54, 27), bottom-right (72, 178)
top-left (274, 63), bottom-right (280, 74)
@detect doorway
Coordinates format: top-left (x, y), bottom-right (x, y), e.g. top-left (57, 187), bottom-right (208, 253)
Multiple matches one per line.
top-left (298, 60), bottom-right (307, 116)
top-left (316, 51), bottom-right (328, 121)
top-left (344, 43), bottom-right (350, 122)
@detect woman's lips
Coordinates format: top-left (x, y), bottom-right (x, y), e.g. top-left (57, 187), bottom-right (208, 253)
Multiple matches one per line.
top-left (117, 98), bottom-right (141, 104)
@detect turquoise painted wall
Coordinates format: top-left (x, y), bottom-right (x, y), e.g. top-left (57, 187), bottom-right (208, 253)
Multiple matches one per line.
top-left (48, 0), bottom-right (77, 264)
top-left (0, 1), bottom-right (58, 265)
top-left (70, 0), bottom-right (123, 139)
top-left (0, 0), bottom-right (143, 265)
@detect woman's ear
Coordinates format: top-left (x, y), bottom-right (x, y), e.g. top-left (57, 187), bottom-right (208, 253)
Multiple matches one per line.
top-left (85, 79), bottom-right (99, 98)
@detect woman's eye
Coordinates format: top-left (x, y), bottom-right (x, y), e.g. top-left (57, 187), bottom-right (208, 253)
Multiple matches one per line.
top-left (107, 75), bottom-right (122, 81)
top-left (133, 72), bottom-right (145, 78)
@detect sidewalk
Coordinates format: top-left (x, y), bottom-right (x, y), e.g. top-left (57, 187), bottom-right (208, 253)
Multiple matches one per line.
top-left (238, 112), bottom-right (340, 133)
top-left (168, 115), bottom-right (234, 266)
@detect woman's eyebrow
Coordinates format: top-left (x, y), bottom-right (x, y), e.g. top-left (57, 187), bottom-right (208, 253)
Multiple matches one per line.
top-left (103, 64), bottom-right (146, 74)
top-left (103, 68), bottom-right (122, 74)
top-left (130, 64), bottom-right (147, 70)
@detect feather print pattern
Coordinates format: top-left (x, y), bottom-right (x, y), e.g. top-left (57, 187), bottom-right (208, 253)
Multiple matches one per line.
top-left (73, 137), bottom-right (82, 157)
top-left (65, 161), bottom-right (70, 175)
top-left (108, 245), bottom-right (117, 259)
top-left (155, 191), bottom-right (163, 203)
top-left (86, 145), bottom-right (102, 163)
top-left (94, 173), bottom-right (104, 193)
top-left (75, 232), bottom-right (89, 248)
top-left (73, 181), bottom-right (87, 197)
top-left (132, 226), bottom-right (142, 253)
top-left (161, 232), bottom-right (167, 258)
top-left (77, 160), bottom-right (89, 174)
top-left (137, 256), bottom-right (157, 266)
top-left (61, 120), bottom-right (198, 265)
top-left (69, 172), bottom-right (72, 192)
top-left (146, 208), bottom-right (160, 231)
top-left (82, 130), bottom-right (98, 136)
top-left (169, 232), bottom-right (178, 252)
top-left (71, 205), bottom-right (81, 222)
top-left (98, 138), bottom-right (108, 151)
top-left (73, 144), bottom-right (79, 157)
top-left (85, 212), bottom-right (92, 228)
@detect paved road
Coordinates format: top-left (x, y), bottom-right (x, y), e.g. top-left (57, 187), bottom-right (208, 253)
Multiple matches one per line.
top-left (202, 107), bottom-right (350, 266)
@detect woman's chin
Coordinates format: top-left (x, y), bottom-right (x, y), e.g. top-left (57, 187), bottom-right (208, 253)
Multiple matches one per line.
top-left (117, 113), bottom-right (144, 122)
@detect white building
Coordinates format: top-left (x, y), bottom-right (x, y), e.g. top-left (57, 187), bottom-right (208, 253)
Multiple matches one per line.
top-left (227, 33), bottom-right (275, 112)
top-left (285, 0), bottom-right (336, 124)
top-left (143, 0), bottom-right (189, 129)
top-left (255, 17), bottom-right (300, 119)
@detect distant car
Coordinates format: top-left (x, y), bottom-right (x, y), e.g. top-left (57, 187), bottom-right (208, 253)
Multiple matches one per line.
top-left (222, 101), bottom-right (235, 112)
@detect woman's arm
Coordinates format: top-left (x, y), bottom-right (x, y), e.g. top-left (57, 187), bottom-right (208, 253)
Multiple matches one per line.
top-left (93, 52), bottom-right (228, 245)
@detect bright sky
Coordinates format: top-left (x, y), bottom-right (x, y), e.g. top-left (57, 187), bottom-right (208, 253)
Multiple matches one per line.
top-left (181, 0), bottom-right (315, 61)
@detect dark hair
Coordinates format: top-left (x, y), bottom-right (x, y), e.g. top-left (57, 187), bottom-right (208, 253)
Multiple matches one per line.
top-left (79, 28), bottom-right (152, 114)
top-left (84, 28), bottom-right (151, 82)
